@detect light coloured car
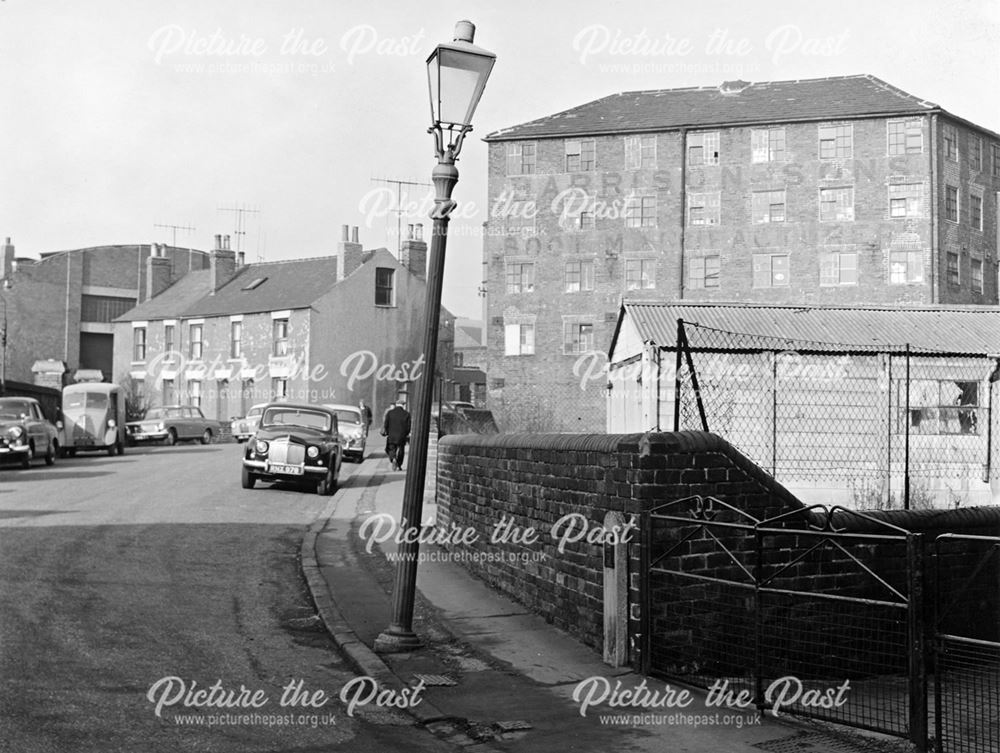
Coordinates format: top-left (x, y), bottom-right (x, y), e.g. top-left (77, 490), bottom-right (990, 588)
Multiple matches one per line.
top-left (324, 403), bottom-right (367, 462)
top-left (0, 396), bottom-right (60, 468)
top-left (231, 403), bottom-right (267, 443)
top-left (125, 405), bottom-right (221, 446)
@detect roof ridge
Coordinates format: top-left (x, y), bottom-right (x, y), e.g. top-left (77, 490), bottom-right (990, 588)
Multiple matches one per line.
top-left (625, 300), bottom-right (1000, 313)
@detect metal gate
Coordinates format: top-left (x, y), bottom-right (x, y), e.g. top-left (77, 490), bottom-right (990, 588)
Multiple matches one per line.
top-left (933, 534), bottom-right (1000, 753)
top-left (644, 498), bottom-right (925, 748)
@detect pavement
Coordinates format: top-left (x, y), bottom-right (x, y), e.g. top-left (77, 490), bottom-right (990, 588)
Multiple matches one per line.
top-left (302, 454), bottom-right (912, 753)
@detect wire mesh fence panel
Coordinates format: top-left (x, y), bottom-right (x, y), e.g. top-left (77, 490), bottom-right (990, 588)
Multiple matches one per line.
top-left (674, 320), bottom-right (1000, 509)
top-left (934, 535), bottom-right (1000, 753)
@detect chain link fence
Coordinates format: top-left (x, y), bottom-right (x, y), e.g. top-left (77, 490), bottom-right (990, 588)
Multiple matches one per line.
top-left (673, 320), bottom-right (1000, 510)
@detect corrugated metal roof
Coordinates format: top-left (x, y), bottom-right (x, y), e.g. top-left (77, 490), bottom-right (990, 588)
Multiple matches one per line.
top-left (485, 75), bottom-right (961, 141)
top-left (619, 301), bottom-right (1000, 356)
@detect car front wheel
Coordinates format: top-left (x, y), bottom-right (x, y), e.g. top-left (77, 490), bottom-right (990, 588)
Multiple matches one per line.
top-left (241, 466), bottom-right (256, 489)
top-left (165, 429), bottom-right (177, 446)
top-left (316, 465), bottom-right (337, 496)
top-left (200, 429), bottom-right (212, 445)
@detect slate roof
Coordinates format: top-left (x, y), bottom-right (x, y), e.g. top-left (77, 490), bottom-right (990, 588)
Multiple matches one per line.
top-left (485, 75), bottom-right (995, 141)
top-left (117, 256), bottom-right (343, 322)
top-left (613, 301), bottom-right (1000, 357)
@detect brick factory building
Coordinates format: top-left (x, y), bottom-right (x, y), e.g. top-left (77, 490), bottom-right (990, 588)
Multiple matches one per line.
top-left (113, 226), bottom-right (454, 423)
top-left (482, 75), bottom-right (1000, 432)
top-left (0, 238), bottom-right (208, 387)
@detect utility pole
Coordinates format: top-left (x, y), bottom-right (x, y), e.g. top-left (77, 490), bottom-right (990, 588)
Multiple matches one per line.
top-left (370, 177), bottom-right (431, 255)
top-left (153, 223), bottom-right (196, 248)
top-left (217, 205), bottom-right (261, 259)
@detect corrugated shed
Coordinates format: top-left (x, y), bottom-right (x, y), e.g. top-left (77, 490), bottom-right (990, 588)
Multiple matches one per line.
top-left (620, 301), bottom-right (1000, 355)
top-left (486, 75), bottom-right (947, 141)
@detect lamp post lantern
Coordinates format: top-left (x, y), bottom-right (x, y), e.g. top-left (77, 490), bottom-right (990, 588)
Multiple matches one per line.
top-left (374, 20), bottom-right (495, 653)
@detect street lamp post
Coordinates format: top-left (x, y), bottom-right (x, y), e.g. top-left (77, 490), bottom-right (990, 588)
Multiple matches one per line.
top-left (374, 20), bottom-right (495, 653)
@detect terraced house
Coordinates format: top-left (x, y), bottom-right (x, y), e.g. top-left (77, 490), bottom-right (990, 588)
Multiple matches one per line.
top-left (113, 226), bottom-right (454, 423)
top-left (482, 75), bottom-right (1000, 432)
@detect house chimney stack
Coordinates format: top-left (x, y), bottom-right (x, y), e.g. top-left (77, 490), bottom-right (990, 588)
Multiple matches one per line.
top-left (400, 222), bottom-right (428, 279)
top-left (237, 251), bottom-right (245, 267)
top-left (145, 243), bottom-right (172, 301)
top-left (2, 237), bottom-right (15, 282)
top-left (338, 225), bottom-right (366, 281)
top-left (210, 232), bottom-right (237, 293)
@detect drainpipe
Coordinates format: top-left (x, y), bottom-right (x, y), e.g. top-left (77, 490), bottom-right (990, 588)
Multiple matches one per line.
top-left (929, 113), bottom-right (938, 303)
top-left (678, 128), bottom-right (688, 300)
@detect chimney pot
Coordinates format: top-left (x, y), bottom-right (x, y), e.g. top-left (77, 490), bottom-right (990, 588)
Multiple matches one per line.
top-left (342, 225), bottom-right (350, 242)
top-left (415, 223), bottom-right (424, 241)
top-left (351, 226), bottom-right (359, 243)
top-left (214, 234), bottom-right (222, 251)
top-left (237, 251), bottom-right (245, 267)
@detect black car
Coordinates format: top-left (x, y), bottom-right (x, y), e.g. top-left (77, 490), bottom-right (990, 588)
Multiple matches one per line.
top-left (241, 403), bottom-right (342, 495)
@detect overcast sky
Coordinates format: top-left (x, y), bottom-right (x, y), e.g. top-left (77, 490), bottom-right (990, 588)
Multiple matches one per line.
top-left (1, 0), bottom-right (998, 319)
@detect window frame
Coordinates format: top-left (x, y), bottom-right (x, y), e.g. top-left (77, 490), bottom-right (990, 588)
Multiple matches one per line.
top-left (970, 192), bottom-right (983, 231)
top-left (505, 261), bottom-right (536, 294)
top-left (818, 123), bottom-right (853, 160)
top-left (133, 327), bottom-right (147, 362)
top-left (752, 254), bottom-right (790, 288)
top-left (565, 138), bottom-right (596, 172)
top-left (751, 128), bottom-right (786, 163)
top-left (947, 251), bottom-right (960, 286)
top-left (189, 323), bottom-right (204, 361)
top-left (972, 257), bottom-right (984, 293)
top-left (887, 118), bottom-right (923, 156)
top-left (687, 131), bottom-right (720, 166)
top-left (944, 185), bottom-right (959, 223)
top-left (375, 267), bottom-right (395, 306)
top-left (888, 183), bottom-right (924, 219)
top-left (819, 251), bottom-right (859, 286)
top-left (230, 320), bottom-right (242, 359)
top-left (624, 135), bottom-right (656, 170)
top-left (505, 142), bottom-right (536, 175)
top-left (564, 259), bottom-right (595, 293)
top-left (503, 322), bottom-right (535, 356)
top-left (272, 318), bottom-right (290, 357)
top-left (889, 250), bottom-right (924, 285)
top-left (751, 189), bottom-right (786, 224)
top-left (562, 321), bottom-right (595, 355)
top-left (818, 187), bottom-right (855, 222)
top-left (688, 192), bottom-right (721, 226)
top-left (624, 194), bottom-right (657, 228)
top-left (624, 257), bottom-right (656, 291)
top-left (687, 255), bottom-right (721, 290)
top-left (943, 124), bottom-right (959, 161)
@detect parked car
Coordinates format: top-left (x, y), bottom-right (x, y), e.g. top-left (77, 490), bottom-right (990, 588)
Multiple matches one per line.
top-left (60, 382), bottom-right (126, 457)
top-left (231, 403), bottom-right (267, 443)
top-left (324, 403), bottom-right (367, 462)
top-left (241, 403), bottom-right (342, 495)
top-left (125, 405), bottom-right (220, 446)
top-left (0, 396), bottom-right (60, 468)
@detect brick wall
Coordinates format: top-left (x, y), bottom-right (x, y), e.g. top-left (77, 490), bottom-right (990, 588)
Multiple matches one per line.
top-left (437, 430), bottom-right (1000, 670)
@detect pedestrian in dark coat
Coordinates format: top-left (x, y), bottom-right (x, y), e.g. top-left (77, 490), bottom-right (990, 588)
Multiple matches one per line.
top-left (358, 399), bottom-right (372, 435)
top-left (381, 402), bottom-right (411, 471)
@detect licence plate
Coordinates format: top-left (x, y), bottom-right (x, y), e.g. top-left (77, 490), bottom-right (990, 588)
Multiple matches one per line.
top-left (268, 462), bottom-right (303, 476)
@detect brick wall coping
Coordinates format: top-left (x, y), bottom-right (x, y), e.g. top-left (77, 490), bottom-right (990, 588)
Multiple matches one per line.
top-left (440, 430), bottom-right (807, 513)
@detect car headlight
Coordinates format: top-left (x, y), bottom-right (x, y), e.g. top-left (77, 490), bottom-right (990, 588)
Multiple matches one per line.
top-left (157, 423), bottom-right (165, 431)
top-left (7, 426), bottom-right (25, 441)
top-left (307, 446), bottom-right (320, 458)
top-left (255, 439), bottom-right (269, 454)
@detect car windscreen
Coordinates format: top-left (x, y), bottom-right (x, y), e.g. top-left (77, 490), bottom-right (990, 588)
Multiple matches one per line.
top-left (0, 400), bottom-right (31, 418)
top-left (65, 392), bottom-right (108, 412)
top-left (144, 408), bottom-right (167, 419)
top-left (333, 410), bottom-right (361, 425)
top-left (262, 408), bottom-right (331, 432)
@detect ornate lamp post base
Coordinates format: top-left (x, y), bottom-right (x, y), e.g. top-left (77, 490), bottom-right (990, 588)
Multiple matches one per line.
top-left (373, 626), bottom-right (423, 653)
